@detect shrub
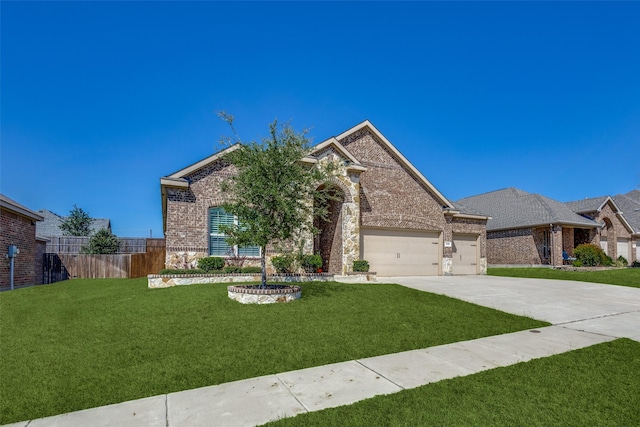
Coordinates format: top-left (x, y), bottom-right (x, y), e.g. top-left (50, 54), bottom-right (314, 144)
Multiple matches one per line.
top-left (301, 254), bottom-right (323, 273)
top-left (197, 257), bottom-right (225, 272)
top-left (353, 260), bottom-right (370, 272)
top-left (159, 269), bottom-right (206, 275)
top-left (632, 260), bottom-right (640, 268)
top-left (223, 266), bottom-right (241, 274)
top-left (573, 244), bottom-right (608, 266)
top-left (616, 256), bottom-right (628, 267)
top-left (271, 254), bottom-right (296, 273)
top-left (571, 260), bottom-right (583, 267)
top-left (241, 266), bottom-right (262, 274)
top-left (81, 229), bottom-right (120, 254)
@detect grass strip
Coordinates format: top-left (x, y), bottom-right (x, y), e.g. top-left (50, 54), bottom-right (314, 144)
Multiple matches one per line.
top-left (488, 267), bottom-right (640, 288)
top-left (0, 278), bottom-right (546, 424)
top-left (265, 338), bottom-right (640, 426)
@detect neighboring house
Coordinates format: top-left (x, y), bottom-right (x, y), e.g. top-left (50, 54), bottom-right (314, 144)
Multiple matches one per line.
top-left (0, 194), bottom-right (45, 288)
top-left (458, 188), bottom-right (639, 266)
top-left (613, 190), bottom-right (640, 259)
top-left (36, 209), bottom-right (111, 237)
top-left (566, 191), bottom-right (639, 263)
top-left (161, 120), bottom-right (489, 276)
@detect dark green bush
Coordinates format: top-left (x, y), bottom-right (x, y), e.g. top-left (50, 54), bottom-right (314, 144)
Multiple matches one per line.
top-left (301, 254), bottom-right (323, 273)
top-left (223, 266), bottom-right (241, 274)
top-left (574, 244), bottom-right (608, 266)
top-left (271, 254), bottom-right (296, 273)
top-left (572, 260), bottom-right (583, 267)
top-left (353, 260), bottom-right (370, 272)
top-left (159, 269), bottom-right (206, 275)
top-left (197, 257), bottom-right (225, 272)
top-left (241, 266), bottom-right (262, 274)
top-left (632, 260), bottom-right (640, 268)
top-left (222, 266), bottom-right (262, 274)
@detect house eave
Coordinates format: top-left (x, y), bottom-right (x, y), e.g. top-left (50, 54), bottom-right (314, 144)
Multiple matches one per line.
top-left (487, 221), bottom-right (599, 233)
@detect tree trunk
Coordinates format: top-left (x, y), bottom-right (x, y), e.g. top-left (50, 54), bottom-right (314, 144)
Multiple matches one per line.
top-left (261, 246), bottom-right (267, 288)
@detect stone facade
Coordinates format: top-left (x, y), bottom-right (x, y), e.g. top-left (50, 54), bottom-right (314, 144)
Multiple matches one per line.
top-left (162, 121), bottom-right (488, 276)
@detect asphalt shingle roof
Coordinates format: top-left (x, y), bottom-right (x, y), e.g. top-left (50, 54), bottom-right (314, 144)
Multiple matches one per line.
top-left (457, 188), bottom-right (597, 231)
top-left (613, 190), bottom-right (640, 233)
top-left (564, 196), bottom-right (610, 214)
top-left (36, 209), bottom-right (111, 237)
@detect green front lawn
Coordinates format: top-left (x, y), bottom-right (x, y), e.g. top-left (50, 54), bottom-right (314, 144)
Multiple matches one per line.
top-left (488, 267), bottom-right (640, 288)
top-left (0, 279), bottom-right (547, 424)
top-left (265, 338), bottom-right (640, 426)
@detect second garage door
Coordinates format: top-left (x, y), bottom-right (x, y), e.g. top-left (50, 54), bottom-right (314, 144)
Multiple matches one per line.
top-left (361, 228), bottom-right (440, 276)
top-left (452, 234), bottom-right (478, 275)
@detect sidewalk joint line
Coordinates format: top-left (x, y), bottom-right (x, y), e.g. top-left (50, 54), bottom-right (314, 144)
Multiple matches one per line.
top-left (275, 374), bottom-right (310, 413)
top-left (555, 309), bottom-right (640, 326)
top-left (355, 359), bottom-right (406, 390)
top-left (165, 394), bottom-right (169, 427)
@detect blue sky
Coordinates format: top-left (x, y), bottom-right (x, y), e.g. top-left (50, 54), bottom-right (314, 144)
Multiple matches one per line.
top-left (2, 1), bottom-right (639, 237)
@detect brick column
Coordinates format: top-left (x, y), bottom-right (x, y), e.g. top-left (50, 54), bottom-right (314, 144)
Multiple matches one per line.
top-left (551, 225), bottom-right (563, 266)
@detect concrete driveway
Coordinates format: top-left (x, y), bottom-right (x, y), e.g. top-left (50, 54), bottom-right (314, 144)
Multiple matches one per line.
top-left (382, 275), bottom-right (640, 342)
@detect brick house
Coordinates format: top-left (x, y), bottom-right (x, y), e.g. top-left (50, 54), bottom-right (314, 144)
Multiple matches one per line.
top-left (566, 192), bottom-right (639, 263)
top-left (161, 120), bottom-right (489, 276)
top-left (0, 194), bottom-right (45, 289)
top-left (458, 188), bottom-right (638, 266)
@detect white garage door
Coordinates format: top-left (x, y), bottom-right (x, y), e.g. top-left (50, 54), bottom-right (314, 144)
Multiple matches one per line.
top-left (600, 237), bottom-right (608, 254)
top-left (617, 238), bottom-right (629, 262)
top-left (452, 234), bottom-right (478, 275)
top-left (361, 228), bottom-right (440, 276)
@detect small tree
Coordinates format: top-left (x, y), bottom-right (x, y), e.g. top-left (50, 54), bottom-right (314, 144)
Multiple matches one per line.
top-left (82, 228), bottom-right (120, 254)
top-left (59, 205), bottom-right (93, 236)
top-left (218, 113), bottom-right (336, 288)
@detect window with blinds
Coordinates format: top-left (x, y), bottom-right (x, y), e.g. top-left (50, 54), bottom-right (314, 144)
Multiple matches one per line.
top-left (209, 207), bottom-right (260, 257)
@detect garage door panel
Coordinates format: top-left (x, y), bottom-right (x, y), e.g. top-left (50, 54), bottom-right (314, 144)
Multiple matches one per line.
top-left (452, 234), bottom-right (478, 275)
top-left (361, 228), bottom-right (439, 276)
top-left (617, 238), bottom-right (629, 261)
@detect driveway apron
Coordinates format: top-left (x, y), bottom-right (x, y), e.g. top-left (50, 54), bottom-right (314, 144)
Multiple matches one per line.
top-left (383, 275), bottom-right (640, 342)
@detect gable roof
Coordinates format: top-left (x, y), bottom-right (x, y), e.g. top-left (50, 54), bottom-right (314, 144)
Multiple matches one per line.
top-left (161, 143), bottom-right (241, 188)
top-left (564, 196), bottom-right (611, 214)
top-left (0, 194), bottom-right (44, 222)
top-left (36, 209), bottom-right (111, 237)
top-left (308, 137), bottom-right (367, 172)
top-left (613, 190), bottom-right (640, 234)
top-left (565, 194), bottom-right (636, 235)
top-left (458, 188), bottom-right (598, 231)
top-left (333, 120), bottom-right (455, 209)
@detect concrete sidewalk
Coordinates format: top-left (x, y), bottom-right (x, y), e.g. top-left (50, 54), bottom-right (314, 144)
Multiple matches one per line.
top-left (4, 326), bottom-right (614, 427)
top-left (5, 276), bottom-right (639, 427)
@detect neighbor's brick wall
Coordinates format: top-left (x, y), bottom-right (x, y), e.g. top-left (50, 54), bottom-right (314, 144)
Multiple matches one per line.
top-left (0, 207), bottom-right (38, 288)
top-left (339, 129), bottom-right (446, 231)
top-left (487, 228), bottom-right (545, 265)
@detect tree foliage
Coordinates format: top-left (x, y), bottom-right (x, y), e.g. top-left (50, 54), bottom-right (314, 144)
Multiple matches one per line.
top-left (218, 113), bottom-right (336, 287)
top-left (59, 205), bottom-right (93, 236)
top-left (82, 229), bottom-right (120, 254)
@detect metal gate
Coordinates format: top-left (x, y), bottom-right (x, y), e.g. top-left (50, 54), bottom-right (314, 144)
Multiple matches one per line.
top-left (43, 253), bottom-right (68, 284)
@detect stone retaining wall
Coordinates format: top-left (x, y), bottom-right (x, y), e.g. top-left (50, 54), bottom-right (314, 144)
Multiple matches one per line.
top-left (147, 272), bottom-right (377, 288)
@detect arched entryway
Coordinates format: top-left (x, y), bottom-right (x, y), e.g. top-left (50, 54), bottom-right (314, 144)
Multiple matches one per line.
top-left (314, 185), bottom-right (345, 274)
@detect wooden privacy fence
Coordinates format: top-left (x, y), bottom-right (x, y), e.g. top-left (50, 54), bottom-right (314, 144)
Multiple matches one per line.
top-left (45, 237), bottom-right (166, 254)
top-left (51, 251), bottom-right (166, 279)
